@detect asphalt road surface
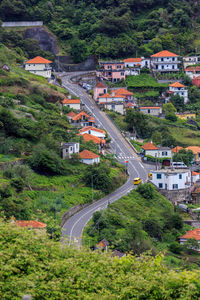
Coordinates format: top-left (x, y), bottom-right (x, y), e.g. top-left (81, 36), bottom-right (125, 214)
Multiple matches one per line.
top-left (59, 71), bottom-right (153, 246)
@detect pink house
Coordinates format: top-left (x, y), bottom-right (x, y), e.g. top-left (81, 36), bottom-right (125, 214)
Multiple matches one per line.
top-left (94, 81), bottom-right (107, 101)
top-left (98, 62), bottom-right (125, 82)
top-left (192, 76), bottom-right (200, 87)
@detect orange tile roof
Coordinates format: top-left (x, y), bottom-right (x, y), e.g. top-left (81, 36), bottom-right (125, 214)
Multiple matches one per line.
top-left (67, 111), bottom-right (77, 118)
top-left (79, 149), bottom-right (100, 159)
top-left (88, 117), bottom-right (95, 122)
top-left (169, 82), bottom-right (185, 88)
top-left (79, 126), bottom-right (106, 134)
top-left (72, 111), bottom-right (90, 121)
top-left (185, 146), bottom-right (200, 154)
top-left (95, 81), bottom-right (107, 88)
top-left (15, 220), bottom-right (46, 228)
top-left (99, 93), bottom-right (111, 98)
top-left (180, 228), bottom-right (200, 241)
top-left (142, 142), bottom-right (158, 150)
top-left (62, 99), bottom-right (80, 104)
top-left (81, 133), bottom-right (106, 144)
top-left (124, 58), bottom-right (142, 63)
top-left (151, 50), bottom-right (178, 58)
top-left (113, 88), bottom-right (133, 96)
top-left (25, 56), bottom-right (52, 64)
top-left (185, 66), bottom-right (200, 72)
top-left (172, 146), bottom-right (183, 153)
top-left (192, 171), bottom-right (199, 176)
top-left (140, 107), bottom-right (161, 109)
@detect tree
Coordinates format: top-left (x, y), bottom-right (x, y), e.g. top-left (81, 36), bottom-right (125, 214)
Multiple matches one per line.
top-left (151, 131), bottom-right (162, 145)
top-left (183, 238), bottom-right (199, 254)
top-left (136, 183), bottom-right (154, 200)
top-left (173, 149), bottom-right (194, 166)
top-left (165, 113), bottom-right (177, 122)
top-left (163, 103), bottom-right (176, 114)
top-left (125, 111), bottom-right (153, 139)
top-left (170, 94), bottom-right (185, 111)
top-left (70, 39), bottom-right (88, 63)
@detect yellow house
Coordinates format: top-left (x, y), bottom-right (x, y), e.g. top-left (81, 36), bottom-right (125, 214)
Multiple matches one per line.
top-left (175, 112), bottom-right (196, 120)
top-left (186, 146), bottom-right (200, 162)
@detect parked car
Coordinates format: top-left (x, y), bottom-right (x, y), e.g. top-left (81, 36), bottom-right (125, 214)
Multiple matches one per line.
top-left (171, 162), bottom-right (187, 169)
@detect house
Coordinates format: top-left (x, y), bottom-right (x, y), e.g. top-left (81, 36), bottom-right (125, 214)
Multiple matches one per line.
top-left (141, 142), bottom-right (172, 158)
top-left (101, 102), bottom-right (125, 115)
top-left (185, 146), bottom-right (200, 162)
top-left (168, 82), bottom-right (188, 104)
top-left (150, 169), bottom-right (191, 190)
top-left (172, 146), bottom-right (183, 155)
top-left (185, 66), bottom-right (200, 79)
top-left (192, 171), bottom-right (200, 184)
top-left (14, 220), bottom-right (46, 229)
top-left (98, 61), bottom-right (125, 82)
top-left (66, 111), bottom-right (77, 121)
top-left (95, 238), bottom-right (110, 251)
top-left (112, 88), bottom-right (134, 101)
top-left (140, 106), bottom-right (162, 116)
top-left (150, 50), bottom-right (180, 73)
top-left (70, 111), bottom-right (95, 127)
top-left (79, 150), bottom-right (100, 165)
top-left (179, 229), bottom-right (200, 252)
top-left (62, 142), bottom-right (79, 159)
top-left (61, 99), bottom-right (81, 110)
top-left (79, 126), bottom-right (106, 139)
top-left (24, 56), bottom-right (52, 78)
top-left (94, 81), bottom-right (107, 101)
top-left (124, 58), bottom-right (142, 68)
top-left (175, 112), bottom-right (196, 120)
top-left (192, 75), bottom-right (200, 87)
top-left (80, 133), bottom-right (105, 153)
top-left (183, 56), bottom-right (200, 69)
top-left (113, 250), bottom-right (126, 258)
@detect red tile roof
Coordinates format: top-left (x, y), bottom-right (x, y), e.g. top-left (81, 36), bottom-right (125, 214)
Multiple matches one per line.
top-left (113, 88), bottom-right (133, 96)
top-left (79, 150), bottom-right (100, 159)
top-left (72, 111), bottom-right (90, 121)
top-left (124, 58), bottom-right (142, 63)
top-left (140, 107), bottom-right (161, 109)
top-left (169, 82), bottom-right (185, 88)
top-left (62, 99), bottom-right (80, 104)
top-left (185, 66), bottom-right (200, 72)
top-left (67, 111), bottom-right (77, 118)
top-left (79, 126), bottom-right (106, 134)
top-left (172, 146), bottom-right (183, 153)
top-left (142, 142), bottom-right (158, 150)
top-left (88, 117), bottom-right (95, 122)
top-left (81, 133), bottom-right (106, 144)
top-left (15, 220), bottom-right (46, 228)
top-left (192, 171), bottom-right (199, 176)
top-left (180, 228), bottom-right (200, 241)
top-left (151, 50), bottom-right (178, 58)
top-left (95, 81), bottom-right (107, 88)
top-left (99, 93), bottom-right (111, 98)
top-left (25, 56), bottom-right (52, 64)
top-left (186, 146), bottom-right (200, 154)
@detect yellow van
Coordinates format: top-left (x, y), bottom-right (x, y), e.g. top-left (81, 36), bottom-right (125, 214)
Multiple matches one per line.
top-left (133, 177), bottom-right (142, 185)
top-left (148, 172), bottom-right (152, 179)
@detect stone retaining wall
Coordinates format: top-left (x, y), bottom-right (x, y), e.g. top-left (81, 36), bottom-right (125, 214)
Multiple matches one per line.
top-left (2, 21), bottom-right (43, 27)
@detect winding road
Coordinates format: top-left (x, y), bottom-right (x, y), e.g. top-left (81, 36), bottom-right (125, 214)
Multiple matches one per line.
top-left (59, 72), bottom-right (153, 246)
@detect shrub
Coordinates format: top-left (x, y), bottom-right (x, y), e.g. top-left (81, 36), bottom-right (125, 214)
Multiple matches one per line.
top-left (11, 177), bottom-right (25, 193)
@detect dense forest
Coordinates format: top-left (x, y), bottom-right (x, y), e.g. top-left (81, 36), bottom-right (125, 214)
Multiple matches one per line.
top-left (1, 0), bottom-right (200, 60)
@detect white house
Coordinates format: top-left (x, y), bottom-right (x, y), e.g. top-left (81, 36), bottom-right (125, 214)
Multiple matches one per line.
top-left (140, 106), bottom-right (162, 116)
top-left (150, 169), bottom-right (191, 190)
top-left (79, 150), bottom-right (100, 165)
top-left (141, 142), bottom-right (172, 158)
top-left (25, 56), bottom-right (52, 78)
top-left (192, 171), bottom-right (200, 184)
top-left (62, 142), bottom-right (79, 159)
top-left (183, 56), bottom-right (200, 69)
top-left (61, 99), bottom-right (81, 110)
top-left (179, 229), bottom-right (200, 252)
top-left (79, 126), bottom-right (106, 139)
top-left (101, 102), bottom-right (125, 115)
top-left (169, 82), bottom-right (188, 104)
top-left (124, 58), bottom-right (142, 68)
top-left (184, 66), bottom-right (200, 79)
top-left (151, 50), bottom-right (180, 73)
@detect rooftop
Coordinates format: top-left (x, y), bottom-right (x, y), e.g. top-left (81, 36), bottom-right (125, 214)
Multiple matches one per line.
top-left (151, 50), bottom-right (178, 58)
top-left (186, 146), bottom-right (200, 154)
top-left (142, 142), bottom-right (158, 150)
top-left (180, 228), bottom-right (200, 241)
top-left (81, 133), bottom-right (106, 144)
top-left (79, 150), bottom-right (100, 159)
top-left (172, 146), bottom-right (183, 153)
top-left (185, 66), bottom-right (200, 72)
top-left (140, 107), bottom-right (161, 109)
top-left (72, 111), bottom-right (90, 121)
top-left (79, 126), bottom-right (106, 134)
top-left (15, 220), bottom-right (46, 228)
top-left (169, 82), bottom-right (185, 88)
top-left (152, 169), bottom-right (189, 174)
top-left (62, 99), bottom-right (81, 104)
top-left (95, 81), bottom-right (107, 88)
top-left (67, 111), bottom-right (77, 118)
top-left (124, 58), bottom-right (142, 63)
top-left (113, 88), bottom-right (133, 96)
top-left (25, 56), bottom-right (52, 64)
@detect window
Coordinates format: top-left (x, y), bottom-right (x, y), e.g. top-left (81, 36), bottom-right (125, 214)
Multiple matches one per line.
top-left (111, 104), bottom-right (115, 110)
top-left (157, 174), bottom-right (162, 179)
top-left (148, 109), bottom-right (150, 113)
top-left (173, 184), bottom-right (178, 189)
top-left (162, 151), bottom-right (167, 156)
top-left (104, 89), bottom-right (106, 93)
top-left (159, 183), bottom-right (163, 188)
top-left (179, 174), bottom-right (182, 179)
top-left (172, 57), bottom-right (175, 61)
top-left (121, 72), bottom-right (124, 76)
top-left (172, 65), bottom-right (174, 69)
top-left (161, 58), bottom-right (164, 61)
top-left (162, 65), bottom-right (164, 69)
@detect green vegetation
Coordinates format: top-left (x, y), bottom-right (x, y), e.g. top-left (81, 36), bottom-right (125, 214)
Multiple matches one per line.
top-left (1, 219), bottom-right (200, 299)
top-left (126, 74), bottom-right (167, 89)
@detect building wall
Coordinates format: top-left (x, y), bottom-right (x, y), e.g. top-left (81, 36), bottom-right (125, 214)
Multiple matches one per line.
top-left (151, 171), bottom-right (190, 190)
top-left (63, 103), bottom-right (81, 110)
top-left (140, 108), bottom-right (161, 116)
top-left (2, 21), bottom-right (43, 27)
top-left (151, 57), bottom-right (179, 72)
top-left (106, 103), bottom-right (124, 115)
top-left (158, 150), bottom-right (172, 158)
top-left (176, 113), bottom-right (195, 120)
top-left (81, 157), bottom-right (100, 164)
top-left (80, 130), bottom-right (105, 138)
top-left (25, 63), bottom-right (51, 78)
top-left (169, 86), bottom-right (188, 103)
top-left (27, 69), bottom-right (51, 78)
top-left (145, 150), bottom-right (159, 157)
top-left (94, 87), bottom-right (107, 100)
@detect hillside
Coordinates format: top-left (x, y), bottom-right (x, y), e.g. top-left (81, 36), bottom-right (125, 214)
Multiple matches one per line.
top-left (1, 219), bottom-right (200, 299)
top-left (0, 44), bottom-right (126, 233)
top-left (1, 0), bottom-right (200, 61)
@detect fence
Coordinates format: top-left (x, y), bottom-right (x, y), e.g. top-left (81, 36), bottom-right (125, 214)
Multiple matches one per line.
top-left (2, 21), bottom-right (43, 27)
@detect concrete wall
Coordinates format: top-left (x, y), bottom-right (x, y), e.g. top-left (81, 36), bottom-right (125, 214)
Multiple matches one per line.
top-left (2, 21), bottom-right (43, 27)
top-left (159, 188), bottom-right (191, 203)
top-left (54, 56), bottom-right (97, 72)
